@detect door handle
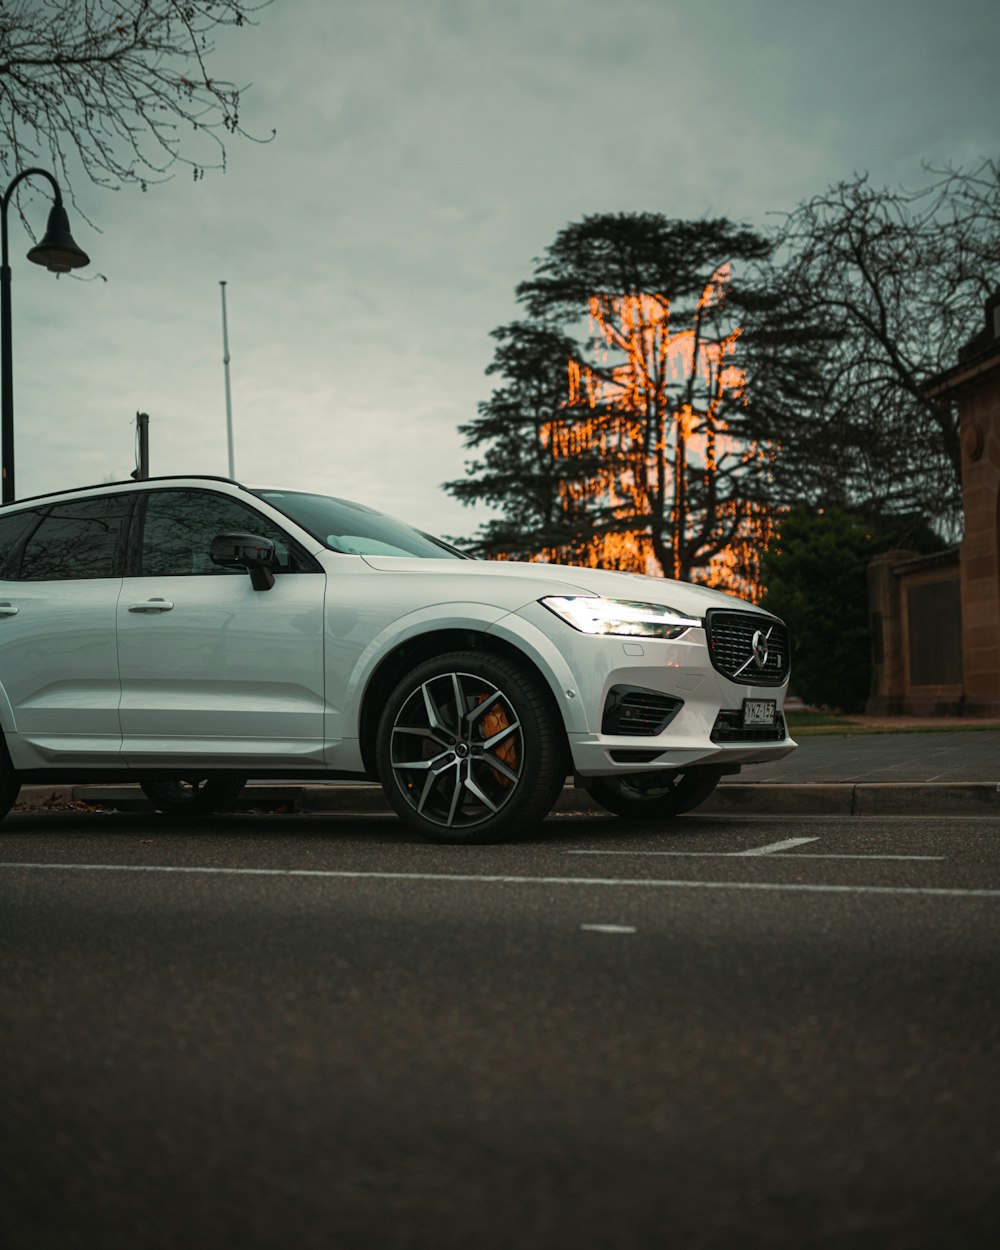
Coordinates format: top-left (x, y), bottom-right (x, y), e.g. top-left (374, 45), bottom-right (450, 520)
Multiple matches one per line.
top-left (0, 602), bottom-right (18, 616)
top-left (128, 599), bottom-right (174, 613)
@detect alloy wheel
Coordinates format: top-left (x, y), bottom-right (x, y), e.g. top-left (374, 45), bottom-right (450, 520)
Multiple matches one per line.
top-left (389, 670), bottom-right (524, 829)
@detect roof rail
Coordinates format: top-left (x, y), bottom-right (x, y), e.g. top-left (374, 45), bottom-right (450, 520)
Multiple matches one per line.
top-left (0, 474), bottom-right (246, 508)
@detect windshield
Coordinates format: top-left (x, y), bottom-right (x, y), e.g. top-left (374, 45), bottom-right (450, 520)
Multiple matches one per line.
top-left (253, 490), bottom-right (468, 560)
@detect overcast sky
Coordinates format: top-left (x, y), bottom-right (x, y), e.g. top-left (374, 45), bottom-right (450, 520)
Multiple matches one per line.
top-left (8, 0), bottom-right (1000, 538)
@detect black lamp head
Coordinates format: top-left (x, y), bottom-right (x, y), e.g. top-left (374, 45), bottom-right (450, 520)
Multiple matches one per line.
top-left (26, 202), bottom-right (90, 274)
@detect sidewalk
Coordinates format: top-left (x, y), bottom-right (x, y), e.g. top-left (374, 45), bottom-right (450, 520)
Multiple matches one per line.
top-left (707, 719), bottom-right (1000, 817)
top-left (13, 719), bottom-right (1000, 820)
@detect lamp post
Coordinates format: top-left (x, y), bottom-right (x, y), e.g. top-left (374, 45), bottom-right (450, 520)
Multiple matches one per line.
top-left (1, 168), bottom-right (90, 505)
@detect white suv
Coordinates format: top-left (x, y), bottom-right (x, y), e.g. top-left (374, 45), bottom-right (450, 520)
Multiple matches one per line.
top-left (0, 477), bottom-right (795, 842)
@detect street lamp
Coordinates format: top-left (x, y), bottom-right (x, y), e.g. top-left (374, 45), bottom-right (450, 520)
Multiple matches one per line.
top-left (1, 168), bottom-right (90, 505)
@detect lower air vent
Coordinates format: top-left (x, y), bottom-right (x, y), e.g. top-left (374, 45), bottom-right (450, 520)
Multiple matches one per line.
top-left (608, 749), bottom-right (664, 764)
top-left (711, 710), bottom-right (787, 743)
top-left (602, 686), bottom-right (682, 737)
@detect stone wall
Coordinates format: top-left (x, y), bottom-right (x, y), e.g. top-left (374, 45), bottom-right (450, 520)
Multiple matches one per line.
top-left (868, 549), bottom-right (964, 715)
top-left (956, 375), bottom-right (1000, 714)
top-left (872, 284), bottom-right (1000, 718)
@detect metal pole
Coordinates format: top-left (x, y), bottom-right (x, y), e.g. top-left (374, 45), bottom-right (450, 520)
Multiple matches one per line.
top-left (135, 411), bottom-right (149, 478)
top-left (1, 201), bottom-right (13, 504)
top-left (220, 280), bottom-right (235, 479)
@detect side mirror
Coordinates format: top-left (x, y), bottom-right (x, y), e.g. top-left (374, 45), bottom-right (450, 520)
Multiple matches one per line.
top-left (210, 533), bottom-right (276, 591)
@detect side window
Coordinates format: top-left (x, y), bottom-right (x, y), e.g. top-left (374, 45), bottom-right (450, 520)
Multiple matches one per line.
top-left (0, 509), bottom-right (41, 578)
top-left (19, 495), bottom-right (132, 581)
top-left (138, 490), bottom-right (312, 577)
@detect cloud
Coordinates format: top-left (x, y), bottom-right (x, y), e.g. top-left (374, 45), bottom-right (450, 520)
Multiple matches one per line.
top-left (6, 0), bottom-right (999, 536)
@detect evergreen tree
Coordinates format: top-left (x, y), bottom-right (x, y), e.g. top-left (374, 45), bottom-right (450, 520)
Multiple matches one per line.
top-left (445, 321), bottom-right (599, 560)
top-left (760, 507), bottom-right (945, 712)
top-left (449, 213), bottom-right (827, 592)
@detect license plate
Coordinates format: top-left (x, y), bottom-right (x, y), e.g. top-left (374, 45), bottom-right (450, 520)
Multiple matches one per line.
top-left (742, 698), bottom-right (776, 728)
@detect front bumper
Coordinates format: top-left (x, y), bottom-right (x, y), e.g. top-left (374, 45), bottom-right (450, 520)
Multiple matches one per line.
top-left (513, 603), bottom-right (797, 777)
top-left (567, 727), bottom-right (797, 776)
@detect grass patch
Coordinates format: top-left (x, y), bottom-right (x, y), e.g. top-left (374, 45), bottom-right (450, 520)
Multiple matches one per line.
top-left (785, 710), bottom-right (1000, 736)
top-left (786, 711), bottom-right (858, 729)
top-left (786, 711), bottom-right (867, 736)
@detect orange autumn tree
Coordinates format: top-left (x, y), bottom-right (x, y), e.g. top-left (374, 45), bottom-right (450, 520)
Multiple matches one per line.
top-left (551, 272), bottom-right (777, 592)
top-left (449, 215), bottom-right (794, 596)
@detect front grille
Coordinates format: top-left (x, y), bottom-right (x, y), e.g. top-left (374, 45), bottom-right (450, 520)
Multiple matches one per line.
top-left (705, 610), bottom-right (790, 687)
top-left (601, 686), bottom-right (682, 737)
top-left (711, 710), bottom-right (787, 742)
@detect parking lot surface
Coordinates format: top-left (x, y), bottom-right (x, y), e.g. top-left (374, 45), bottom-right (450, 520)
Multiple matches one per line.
top-left (3, 808), bottom-right (999, 1249)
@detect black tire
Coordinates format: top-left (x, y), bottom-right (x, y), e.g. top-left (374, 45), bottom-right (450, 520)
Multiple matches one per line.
top-left (139, 776), bottom-right (247, 817)
top-left (0, 730), bottom-right (21, 822)
top-left (584, 768), bottom-right (722, 820)
top-left (0, 773), bottom-right (21, 822)
top-left (376, 650), bottom-right (565, 844)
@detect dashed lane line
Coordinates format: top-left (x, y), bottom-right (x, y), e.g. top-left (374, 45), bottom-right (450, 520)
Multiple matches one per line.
top-left (0, 861), bottom-right (997, 899)
top-left (738, 837), bottom-right (819, 855)
top-left (580, 924), bottom-right (637, 934)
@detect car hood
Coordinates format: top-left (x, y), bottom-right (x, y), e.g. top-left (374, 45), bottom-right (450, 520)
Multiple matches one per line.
top-left (360, 555), bottom-right (769, 619)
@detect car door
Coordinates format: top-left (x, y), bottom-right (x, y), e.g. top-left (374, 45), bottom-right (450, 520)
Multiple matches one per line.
top-left (0, 492), bottom-right (132, 770)
top-left (116, 487), bottom-right (327, 769)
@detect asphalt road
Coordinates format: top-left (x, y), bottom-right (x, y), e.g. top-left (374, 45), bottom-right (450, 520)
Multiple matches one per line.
top-left (2, 809), bottom-right (999, 1250)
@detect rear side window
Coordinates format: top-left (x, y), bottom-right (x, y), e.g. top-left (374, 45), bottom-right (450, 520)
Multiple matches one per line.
top-left (18, 495), bottom-right (132, 581)
top-left (0, 509), bottom-right (40, 577)
top-left (138, 489), bottom-right (316, 576)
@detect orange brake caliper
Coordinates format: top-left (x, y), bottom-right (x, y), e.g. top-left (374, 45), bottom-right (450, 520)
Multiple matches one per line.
top-left (478, 697), bottom-right (518, 785)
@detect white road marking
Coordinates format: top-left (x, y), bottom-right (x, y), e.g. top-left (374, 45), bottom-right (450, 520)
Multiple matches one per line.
top-left (580, 924), bottom-right (637, 934)
top-left (566, 850), bottom-right (945, 861)
top-left (569, 850), bottom-right (751, 858)
top-left (787, 853), bottom-right (946, 861)
top-left (738, 837), bottom-right (819, 855)
top-left (1, 861), bottom-right (998, 899)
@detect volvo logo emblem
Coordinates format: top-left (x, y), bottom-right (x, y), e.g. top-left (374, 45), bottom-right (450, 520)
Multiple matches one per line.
top-left (751, 627), bottom-right (772, 669)
top-left (733, 625), bottom-right (775, 678)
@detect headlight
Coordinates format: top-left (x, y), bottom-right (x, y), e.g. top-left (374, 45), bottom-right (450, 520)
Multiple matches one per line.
top-left (540, 596), bottom-right (700, 638)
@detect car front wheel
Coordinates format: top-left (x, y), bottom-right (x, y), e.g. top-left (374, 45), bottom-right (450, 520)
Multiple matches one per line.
top-left (139, 777), bottom-right (247, 817)
top-left (376, 651), bottom-right (565, 844)
top-left (584, 768), bottom-right (722, 820)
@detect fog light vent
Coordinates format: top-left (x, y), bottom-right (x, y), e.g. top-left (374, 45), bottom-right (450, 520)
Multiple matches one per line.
top-left (602, 686), bottom-right (682, 737)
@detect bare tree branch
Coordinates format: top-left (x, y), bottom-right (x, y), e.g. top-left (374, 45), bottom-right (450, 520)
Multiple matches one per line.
top-left (765, 160), bottom-right (1000, 528)
top-left (0, 0), bottom-right (273, 216)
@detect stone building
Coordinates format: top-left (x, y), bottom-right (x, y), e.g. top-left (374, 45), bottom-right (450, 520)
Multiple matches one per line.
top-left (867, 287), bottom-right (1000, 717)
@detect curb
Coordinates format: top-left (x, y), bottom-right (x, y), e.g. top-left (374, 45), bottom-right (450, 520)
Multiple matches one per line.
top-left (10, 781), bottom-right (1000, 819)
top-left (705, 782), bottom-right (1000, 817)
